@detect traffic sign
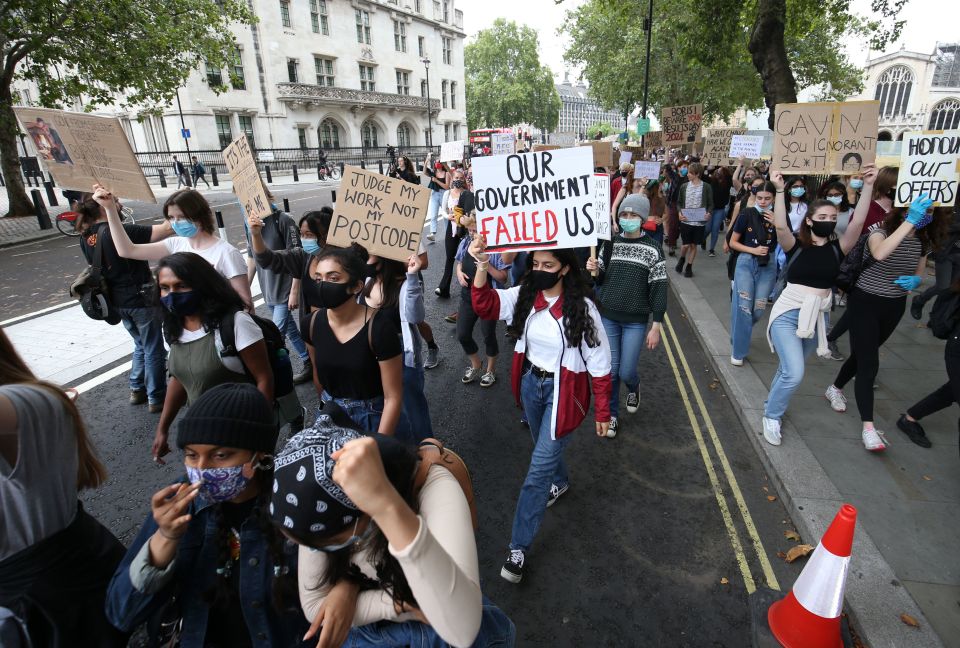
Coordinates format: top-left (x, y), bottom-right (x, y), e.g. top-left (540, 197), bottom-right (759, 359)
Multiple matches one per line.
top-left (636, 118), bottom-right (650, 136)
top-left (181, 128), bottom-right (191, 139)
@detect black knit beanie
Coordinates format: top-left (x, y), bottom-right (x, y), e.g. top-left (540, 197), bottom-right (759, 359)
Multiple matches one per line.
top-left (176, 383), bottom-right (277, 453)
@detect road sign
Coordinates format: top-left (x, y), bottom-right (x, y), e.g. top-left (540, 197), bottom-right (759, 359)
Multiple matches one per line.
top-left (636, 118), bottom-right (651, 136)
top-left (181, 128), bottom-right (190, 139)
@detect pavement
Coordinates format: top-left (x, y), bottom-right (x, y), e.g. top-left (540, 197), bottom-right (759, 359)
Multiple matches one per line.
top-left (667, 244), bottom-right (958, 647)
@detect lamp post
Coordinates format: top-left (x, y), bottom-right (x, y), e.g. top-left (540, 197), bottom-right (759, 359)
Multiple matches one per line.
top-left (422, 57), bottom-right (433, 149)
top-left (640, 0), bottom-right (654, 148)
top-left (175, 89), bottom-right (193, 187)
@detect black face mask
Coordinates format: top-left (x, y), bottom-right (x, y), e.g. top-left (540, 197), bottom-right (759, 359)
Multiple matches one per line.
top-left (303, 280), bottom-right (354, 309)
top-left (528, 269), bottom-right (563, 291)
top-left (809, 221), bottom-right (837, 238)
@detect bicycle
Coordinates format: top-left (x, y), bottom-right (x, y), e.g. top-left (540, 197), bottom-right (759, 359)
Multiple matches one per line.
top-left (56, 205), bottom-right (136, 237)
top-left (317, 161), bottom-right (341, 181)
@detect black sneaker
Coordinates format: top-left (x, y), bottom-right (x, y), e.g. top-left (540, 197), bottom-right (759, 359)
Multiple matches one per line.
top-left (675, 258), bottom-right (685, 273)
top-left (501, 549), bottom-right (525, 583)
top-left (684, 265), bottom-right (693, 278)
top-left (826, 340), bottom-right (844, 361)
top-left (626, 390), bottom-right (639, 413)
top-left (668, 247), bottom-right (676, 257)
top-left (896, 414), bottom-right (932, 448)
top-left (910, 296), bottom-right (925, 321)
top-left (708, 249), bottom-right (716, 257)
top-left (293, 359), bottom-right (313, 384)
top-left (547, 483), bottom-right (569, 507)
top-left (606, 416), bottom-right (618, 438)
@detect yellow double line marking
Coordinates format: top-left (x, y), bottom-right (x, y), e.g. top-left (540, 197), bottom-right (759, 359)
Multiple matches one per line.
top-left (659, 313), bottom-right (780, 593)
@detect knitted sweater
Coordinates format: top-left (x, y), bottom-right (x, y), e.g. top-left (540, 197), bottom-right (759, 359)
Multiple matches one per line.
top-left (596, 234), bottom-right (668, 323)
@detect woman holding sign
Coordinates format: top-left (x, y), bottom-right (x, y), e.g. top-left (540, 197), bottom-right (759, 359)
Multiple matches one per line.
top-left (469, 240), bottom-right (611, 584)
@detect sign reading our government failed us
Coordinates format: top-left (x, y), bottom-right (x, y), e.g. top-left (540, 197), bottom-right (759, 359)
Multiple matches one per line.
top-left (472, 147), bottom-right (596, 253)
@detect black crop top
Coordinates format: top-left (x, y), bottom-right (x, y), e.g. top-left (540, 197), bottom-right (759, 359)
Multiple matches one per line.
top-left (784, 238), bottom-right (843, 289)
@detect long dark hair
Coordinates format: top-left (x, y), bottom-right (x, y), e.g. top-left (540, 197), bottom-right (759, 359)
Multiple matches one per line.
top-left (316, 243), bottom-right (369, 290)
top-left (364, 258), bottom-right (407, 311)
top-left (300, 208), bottom-right (333, 246)
top-left (163, 189), bottom-right (216, 234)
top-left (883, 206), bottom-right (951, 255)
top-left (508, 249), bottom-right (601, 349)
top-left (796, 199), bottom-right (838, 249)
top-left (817, 180), bottom-right (851, 212)
top-left (155, 252), bottom-right (246, 345)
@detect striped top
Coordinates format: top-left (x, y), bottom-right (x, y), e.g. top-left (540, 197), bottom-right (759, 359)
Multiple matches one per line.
top-left (856, 226), bottom-right (924, 298)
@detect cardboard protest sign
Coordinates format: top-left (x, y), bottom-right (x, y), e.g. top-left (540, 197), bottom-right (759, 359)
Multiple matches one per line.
top-left (701, 128), bottom-right (747, 166)
top-left (472, 147), bottom-right (596, 253)
top-left (729, 134), bottom-right (764, 160)
top-left (552, 132), bottom-right (577, 147)
top-left (661, 104), bottom-right (703, 146)
top-left (490, 132), bottom-right (515, 156)
top-left (14, 107), bottom-right (155, 203)
top-left (772, 101), bottom-right (879, 175)
top-left (439, 140), bottom-right (465, 162)
top-left (621, 145), bottom-right (644, 162)
top-left (895, 131), bottom-right (960, 207)
top-left (618, 151), bottom-right (633, 167)
top-left (223, 135), bottom-right (271, 219)
top-left (328, 165), bottom-right (430, 262)
top-left (532, 144), bottom-right (561, 152)
top-left (633, 161), bottom-right (662, 180)
top-left (587, 141), bottom-right (615, 170)
top-left (593, 173), bottom-right (611, 241)
top-left (645, 131), bottom-right (662, 149)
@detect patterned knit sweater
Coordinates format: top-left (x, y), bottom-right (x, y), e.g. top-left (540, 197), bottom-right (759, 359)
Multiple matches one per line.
top-left (597, 234), bottom-right (668, 324)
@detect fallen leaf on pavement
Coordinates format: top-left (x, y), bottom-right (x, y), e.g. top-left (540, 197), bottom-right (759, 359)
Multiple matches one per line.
top-left (720, 577), bottom-right (729, 585)
top-left (922, 475), bottom-right (932, 481)
top-left (900, 613), bottom-right (920, 628)
top-left (767, 495), bottom-right (777, 502)
top-left (784, 544), bottom-right (814, 563)
top-left (776, 551), bottom-right (787, 560)
top-left (784, 530), bottom-right (801, 542)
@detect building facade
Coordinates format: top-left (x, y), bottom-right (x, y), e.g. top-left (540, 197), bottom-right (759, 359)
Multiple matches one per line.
top-left (555, 74), bottom-right (626, 140)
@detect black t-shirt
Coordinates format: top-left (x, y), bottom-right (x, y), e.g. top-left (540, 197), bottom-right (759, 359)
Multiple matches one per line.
top-left (303, 308), bottom-right (402, 400)
top-left (80, 222), bottom-right (154, 309)
top-left (203, 498), bottom-right (257, 648)
top-left (785, 238), bottom-right (843, 289)
top-left (732, 207), bottom-right (775, 249)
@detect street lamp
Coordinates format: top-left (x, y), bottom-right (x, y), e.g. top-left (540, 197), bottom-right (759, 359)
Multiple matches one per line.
top-left (422, 57), bottom-right (433, 149)
top-left (175, 88), bottom-right (193, 187)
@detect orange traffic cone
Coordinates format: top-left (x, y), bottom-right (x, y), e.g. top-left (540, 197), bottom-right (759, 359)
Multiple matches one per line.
top-left (768, 503), bottom-right (857, 648)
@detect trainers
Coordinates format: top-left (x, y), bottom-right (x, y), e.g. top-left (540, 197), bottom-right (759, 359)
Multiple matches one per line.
top-left (293, 359), bottom-right (313, 384)
top-left (444, 312), bottom-right (458, 323)
top-left (762, 416), bottom-right (782, 446)
top-left (501, 549), bottom-right (525, 583)
top-left (461, 366), bottom-right (481, 384)
top-left (668, 247), bottom-right (676, 257)
top-left (148, 402), bottom-right (164, 414)
top-left (435, 287), bottom-right (450, 299)
top-left (675, 258), bottom-right (685, 273)
top-left (824, 385), bottom-right (847, 412)
top-left (424, 346), bottom-right (440, 369)
top-left (684, 265), bottom-right (693, 278)
top-left (910, 296), bottom-right (924, 321)
top-left (625, 390), bottom-right (639, 414)
top-left (862, 427), bottom-right (888, 452)
top-left (896, 414), bottom-right (932, 448)
top-left (826, 340), bottom-right (844, 361)
top-left (546, 483), bottom-right (569, 507)
top-left (730, 356), bottom-right (744, 366)
top-left (708, 249), bottom-right (716, 257)
top-left (606, 416), bottom-right (618, 438)
top-left (480, 371), bottom-right (496, 387)
top-left (426, 233), bottom-right (435, 242)
top-left (130, 389), bottom-right (147, 405)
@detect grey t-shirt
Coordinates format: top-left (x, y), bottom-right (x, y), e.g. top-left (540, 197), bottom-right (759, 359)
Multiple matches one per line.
top-left (248, 210), bottom-right (301, 306)
top-left (0, 384), bottom-right (78, 560)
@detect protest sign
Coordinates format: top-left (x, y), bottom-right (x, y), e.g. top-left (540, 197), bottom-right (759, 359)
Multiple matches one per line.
top-left (633, 161), bottom-right (662, 180)
top-left (490, 132), bottom-right (515, 156)
top-left (472, 147), bottom-right (596, 253)
top-left (895, 131), bottom-right (960, 207)
top-left (661, 104), bottom-right (703, 146)
top-left (14, 106), bottom-right (155, 203)
top-left (587, 141), bottom-right (615, 169)
top-left (729, 134), bottom-right (764, 160)
top-left (439, 140), bottom-right (465, 162)
top-left (772, 101), bottom-right (879, 174)
top-left (532, 144), bottom-right (561, 152)
top-left (551, 132), bottom-right (577, 147)
top-left (645, 131), bottom-right (662, 149)
top-left (593, 173), bottom-right (611, 241)
top-left (621, 145), bottom-right (644, 162)
top-left (701, 128), bottom-right (747, 166)
top-left (680, 207), bottom-right (707, 223)
top-left (328, 165), bottom-right (430, 262)
top-left (619, 151), bottom-right (633, 167)
top-left (223, 135), bottom-right (271, 219)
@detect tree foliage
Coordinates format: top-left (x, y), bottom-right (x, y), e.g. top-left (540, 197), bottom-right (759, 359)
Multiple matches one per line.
top-left (465, 19), bottom-right (561, 133)
top-left (587, 122), bottom-right (615, 139)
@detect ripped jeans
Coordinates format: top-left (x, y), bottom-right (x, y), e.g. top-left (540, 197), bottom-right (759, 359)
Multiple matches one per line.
top-left (730, 253), bottom-right (777, 360)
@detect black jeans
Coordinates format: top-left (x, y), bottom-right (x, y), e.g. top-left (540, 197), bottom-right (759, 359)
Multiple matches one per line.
top-left (833, 290), bottom-right (906, 421)
top-left (915, 254), bottom-right (957, 307)
top-left (908, 336), bottom-right (960, 422)
top-left (827, 310), bottom-right (849, 342)
top-left (437, 220), bottom-right (462, 297)
top-left (457, 290), bottom-right (498, 357)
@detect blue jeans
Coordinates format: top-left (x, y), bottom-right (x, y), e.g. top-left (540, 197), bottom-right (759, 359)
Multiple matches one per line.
top-left (601, 317), bottom-right (647, 418)
top-left (398, 363), bottom-right (432, 442)
top-left (268, 303), bottom-right (308, 361)
top-left (764, 309), bottom-right (817, 421)
top-left (344, 596), bottom-right (515, 647)
top-left (427, 190), bottom-right (444, 235)
top-left (707, 207), bottom-right (726, 251)
top-left (118, 306), bottom-right (166, 404)
top-left (319, 392), bottom-right (410, 436)
top-left (510, 370), bottom-right (572, 552)
top-left (730, 254), bottom-right (777, 361)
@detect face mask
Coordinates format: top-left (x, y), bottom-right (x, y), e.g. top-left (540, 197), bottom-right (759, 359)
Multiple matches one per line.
top-left (309, 518), bottom-right (376, 553)
top-left (849, 179), bottom-right (864, 190)
top-left (187, 464), bottom-right (251, 507)
top-left (618, 218), bottom-right (643, 233)
top-left (790, 187), bottom-right (806, 198)
top-left (750, 186), bottom-right (761, 195)
top-left (679, 168), bottom-right (688, 177)
top-left (160, 290), bottom-right (201, 316)
top-left (451, 179), bottom-right (467, 189)
top-left (308, 280), bottom-right (354, 309)
top-left (529, 269), bottom-right (563, 291)
top-left (171, 220), bottom-right (199, 238)
top-left (809, 221), bottom-right (837, 237)
top-left (302, 239), bottom-right (321, 255)
top-left (826, 195), bottom-right (843, 206)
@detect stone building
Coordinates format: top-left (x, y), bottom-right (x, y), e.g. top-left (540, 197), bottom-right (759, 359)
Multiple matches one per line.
top-left (555, 74), bottom-right (626, 140)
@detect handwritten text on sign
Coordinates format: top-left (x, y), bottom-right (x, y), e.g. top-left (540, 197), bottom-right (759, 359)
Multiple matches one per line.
top-left (223, 135), bottom-right (271, 219)
top-left (490, 132), bottom-right (515, 156)
top-left (473, 147), bottom-right (596, 253)
top-left (701, 128), bottom-right (747, 166)
top-left (773, 101), bottom-right (879, 174)
top-left (895, 131), bottom-right (960, 207)
top-left (328, 165), bottom-right (429, 262)
top-left (728, 134), bottom-right (764, 160)
top-left (439, 140), bottom-right (465, 162)
top-left (661, 104), bottom-right (703, 146)
top-left (593, 173), bottom-right (611, 241)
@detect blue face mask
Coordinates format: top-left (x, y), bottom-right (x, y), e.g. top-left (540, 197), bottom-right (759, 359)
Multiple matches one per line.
top-left (187, 464), bottom-right (251, 508)
top-left (619, 217), bottom-right (643, 233)
top-left (171, 220), bottom-right (199, 238)
top-left (302, 239), bottom-right (321, 255)
top-left (160, 290), bottom-right (201, 316)
top-left (826, 195), bottom-right (843, 206)
top-left (790, 187), bottom-right (806, 198)
top-left (849, 179), bottom-right (864, 190)
top-left (679, 168), bottom-right (688, 177)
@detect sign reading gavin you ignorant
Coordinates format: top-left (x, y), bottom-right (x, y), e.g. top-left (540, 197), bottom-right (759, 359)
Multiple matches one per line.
top-left (895, 131), bottom-right (960, 207)
top-left (328, 165), bottom-right (430, 262)
top-left (223, 134), bottom-right (271, 219)
top-left (472, 147), bottom-right (596, 253)
top-left (661, 104), bottom-right (703, 147)
top-left (772, 101), bottom-right (879, 175)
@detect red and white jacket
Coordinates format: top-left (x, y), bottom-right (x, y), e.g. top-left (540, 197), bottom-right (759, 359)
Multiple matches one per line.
top-left (472, 283), bottom-right (612, 439)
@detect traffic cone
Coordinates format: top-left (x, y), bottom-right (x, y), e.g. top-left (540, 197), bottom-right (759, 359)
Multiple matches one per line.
top-left (767, 503), bottom-right (857, 648)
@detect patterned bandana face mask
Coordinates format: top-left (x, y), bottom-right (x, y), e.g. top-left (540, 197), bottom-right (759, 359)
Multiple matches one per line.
top-left (187, 454), bottom-right (257, 508)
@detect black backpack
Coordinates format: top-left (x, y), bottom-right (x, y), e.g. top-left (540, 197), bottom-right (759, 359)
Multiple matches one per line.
top-left (69, 229), bottom-right (120, 325)
top-left (836, 229), bottom-right (878, 292)
top-left (219, 310), bottom-right (295, 397)
top-left (928, 289), bottom-right (960, 340)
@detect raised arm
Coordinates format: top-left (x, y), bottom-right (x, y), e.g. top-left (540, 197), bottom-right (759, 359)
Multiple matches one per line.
top-left (731, 156), bottom-right (746, 192)
top-left (839, 164), bottom-right (877, 254)
top-left (93, 185), bottom-right (170, 261)
top-left (868, 194), bottom-right (934, 262)
top-left (770, 172), bottom-right (795, 252)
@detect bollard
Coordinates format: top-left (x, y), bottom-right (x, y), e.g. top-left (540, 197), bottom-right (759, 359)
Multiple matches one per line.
top-left (416, 162), bottom-right (423, 172)
top-left (31, 189), bottom-right (52, 230)
top-left (44, 181), bottom-right (58, 206)
top-left (0, 172), bottom-right (5, 187)
top-left (283, 197), bottom-right (290, 213)
top-left (331, 190), bottom-right (337, 204)
top-left (378, 160), bottom-right (384, 174)
top-left (215, 210), bottom-right (228, 243)
top-left (211, 166), bottom-right (219, 186)
top-left (159, 169), bottom-right (167, 188)
top-left (339, 162), bottom-right (345, 176)
top-left (360, 160), bottom-right (366, 169)
top-left (265, 165), bottom-right (273, 183)
top-left (48, 172), bottom-right (56, 187)
top-left (317, 163), bottom-right (323, 180)
top-left (292, 164), bottom-right (299, 182)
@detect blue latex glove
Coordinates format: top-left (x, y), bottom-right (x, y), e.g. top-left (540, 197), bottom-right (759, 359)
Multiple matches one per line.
top-left (905, 193), bottom-right (934, 226)
top-left (894, 275), bottom-right (922, 291)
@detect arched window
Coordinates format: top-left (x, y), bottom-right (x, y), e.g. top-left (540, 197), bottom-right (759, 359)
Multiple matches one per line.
top-left (877, 131), bottom-right (893, 142)
top-left (873, 66), bottom-right (914, 118)
top-left (397, 123), bottom-right (411, 148)
top-left (319, 119), bottom-right (340, 149)
top-left (928, 98), bottom-right (960, 130)
top-left (361, 119), bottom-right (379, 148)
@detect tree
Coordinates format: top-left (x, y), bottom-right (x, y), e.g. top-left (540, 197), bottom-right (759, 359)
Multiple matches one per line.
top-left (465, 19), bottom-right (561, 133)
top-left (587, 122), bottom-right (615, 139)
top-left (1, 0), bottom-right (253, 216)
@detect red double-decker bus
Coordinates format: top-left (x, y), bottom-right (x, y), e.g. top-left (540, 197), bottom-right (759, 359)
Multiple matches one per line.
top-left (469, 128), bottom-right (513, 148)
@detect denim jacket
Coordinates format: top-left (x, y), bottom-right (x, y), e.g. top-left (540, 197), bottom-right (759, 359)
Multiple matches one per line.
top-left (105, 499), bottom-right (310, 648)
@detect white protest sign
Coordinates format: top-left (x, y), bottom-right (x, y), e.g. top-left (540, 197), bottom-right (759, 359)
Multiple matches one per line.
top-left (729, 135), bottom-right (764, 160)
top-left (491, 132), bottom-right (515, 156)
top-left (681, 207), bottom-right (707, 223)
top-left (895, 131), bottom-right (960, 207)
top-left (473, 147), bottom-right (596, 253)
top-left (633, 161), bottom-right (661, 180)
top-left (439, 140), bottom-right (465, 162)
top-left (618, 151), bottom-right (633, 166)
top-left (594, 173), bottom-right (611, 241)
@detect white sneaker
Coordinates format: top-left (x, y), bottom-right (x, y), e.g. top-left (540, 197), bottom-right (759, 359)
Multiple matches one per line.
top-left (730, 356), bottom-right (744, 366)
top-left (824, 385), bottom-right (847, 412)
top-left (606, 417), bottom-right (618, 438)
top-left (862, 428), bottom-right (888, 452)
top-left (461, 366), bottom-right (481, 384)
top-left (762, 417), bottom-right (782, 446)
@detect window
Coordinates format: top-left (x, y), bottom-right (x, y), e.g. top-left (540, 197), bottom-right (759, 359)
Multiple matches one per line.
top-left (320, 118), bottom-right (340, 149)
top-left (873, 66), bottom-right (913, 118)
top-left (314, 57), bottom-right (335, 86)
top-left (287, 58), bottom-right (299, 83)
top-left (355, 10), bottom-right (371, 44)
top-left (452, 123), bottom-right (459, 140)
top-left (309, 0), bottom-right (329, 34)
top-left (396, 70), bottom-right (410, 95)
top-left (206, 62), bottom-right (223, 86)
top-left (929, 98), bottom-right (960, 130)
top-left (215, 115), bottom-right (233, 149)
top-left (239, 115), bottom-right (255, 149)
top-left (421, 79), bottom-right (428, 98)
top-left (397, 123), bottom-right (411, 148)
top-left (442, 37), bottom-right (452, 65)
top-left (19, 88), bottom-right (32, 104)
top-left (441, 80), bottom-right (448, 108)
top-left (932, 45), bottom-right (960, 88)
top-left (231, 47), bottom-right (246, 90)
top-left (359, 64), bottom-right (375, 92)
top-left (280, 0), bottom-right (291, 28)
top-left (443, 0), bottom-right (449, 22)
top-left (433, 1), bottom-right (441, 19)
top-left (298, 127), bottom-right (308, 149)
top-left (418, 36), bottom-right (425, 58)
top-left (444, 123), bottom-right (450, 141)
top-left (361, 119), bottom-right (379, 148)
top-left (394, 21), bottom-right (406, 53)
top-left (415, 0), bottom-right (422, 12)
top-left (450, 81), bottom-right (457, 109)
